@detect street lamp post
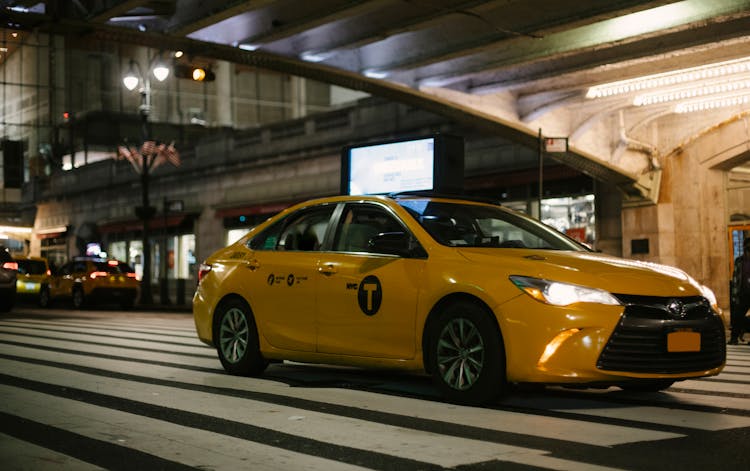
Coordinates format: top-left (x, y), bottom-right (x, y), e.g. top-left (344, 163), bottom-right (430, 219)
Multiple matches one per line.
top-left (122, 54), bottom-right (170, 306)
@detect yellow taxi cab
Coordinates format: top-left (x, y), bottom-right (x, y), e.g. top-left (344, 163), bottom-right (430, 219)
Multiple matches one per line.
top-left (15, 256), bottom-right (53, 307)
top-left (193, 194), bottom-right (726, 405)
top-left (48, 257), bottom-right (140, 309)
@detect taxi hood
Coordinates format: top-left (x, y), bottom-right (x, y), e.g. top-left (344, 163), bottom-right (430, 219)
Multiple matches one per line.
top-left (456, 248), bottom-right (702, 297)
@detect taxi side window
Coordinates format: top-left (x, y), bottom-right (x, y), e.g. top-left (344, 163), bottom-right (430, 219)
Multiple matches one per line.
top-left (333, 204), bottom-right (406, 254)
top-left (249, 206), bottom-right (334, 252)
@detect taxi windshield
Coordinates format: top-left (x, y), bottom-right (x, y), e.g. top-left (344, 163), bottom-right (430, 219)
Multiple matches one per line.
top-left (398, 199), bottom-right (587, 251)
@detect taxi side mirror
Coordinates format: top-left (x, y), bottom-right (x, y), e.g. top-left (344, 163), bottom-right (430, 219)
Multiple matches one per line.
top-left (369, 232), bottom-right (427, 258)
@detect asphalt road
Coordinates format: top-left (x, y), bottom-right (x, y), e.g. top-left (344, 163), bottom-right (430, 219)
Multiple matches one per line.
top-left (0, 305), bottom-right (749, 470)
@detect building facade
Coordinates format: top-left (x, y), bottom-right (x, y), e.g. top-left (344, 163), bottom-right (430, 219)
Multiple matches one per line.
top-left (2, 30), bottom-right (748, 312)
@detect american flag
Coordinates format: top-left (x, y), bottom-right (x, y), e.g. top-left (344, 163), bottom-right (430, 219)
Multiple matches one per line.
top-left (164, 141), bottom-right (181, 167)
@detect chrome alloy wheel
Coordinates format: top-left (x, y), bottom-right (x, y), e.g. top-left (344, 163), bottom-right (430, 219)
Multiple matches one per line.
top-left (436, 317), bottom-right (485, 391)
top-left (219, 307), bottom-right (250, 364)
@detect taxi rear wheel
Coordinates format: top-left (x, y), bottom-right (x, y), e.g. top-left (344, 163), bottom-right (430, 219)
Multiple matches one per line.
top-left (215, 299), bottom-right (268, 376)
top-left (72, 286), bottom-right (85, 309)
top-left (427, 300), bottom-right (506, 405)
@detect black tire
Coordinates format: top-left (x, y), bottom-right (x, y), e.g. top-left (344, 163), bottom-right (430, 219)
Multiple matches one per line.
top-left (215, 299), bottom-right (268, 376)
top-left (426, 300), bottom-right (506, 405)
top-left (121, 295), bottom-right (135, 310)
top-left (0, 290), bottom-right (13, 312)
top-left (72, 286), bottom-right (85, 309)
top-left (619, 380), bottom-right (675, 392)
top-left (39, 285), bottom-right (51, 308)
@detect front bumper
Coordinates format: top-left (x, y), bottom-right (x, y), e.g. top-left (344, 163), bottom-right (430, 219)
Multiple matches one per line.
top-left (497, 294), bottom-right (725, 384)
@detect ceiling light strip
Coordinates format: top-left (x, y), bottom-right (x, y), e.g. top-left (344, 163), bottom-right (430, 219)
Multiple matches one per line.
top-left (587, 56), bottom-right (750, 99)
top-left (674, 93), bottom-right (750, 113)
top-left (634, 78), bottom-right (750, 106)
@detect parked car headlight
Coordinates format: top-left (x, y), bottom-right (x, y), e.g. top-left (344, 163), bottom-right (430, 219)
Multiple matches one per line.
top-left (509, 275), bottom-right (622, 307)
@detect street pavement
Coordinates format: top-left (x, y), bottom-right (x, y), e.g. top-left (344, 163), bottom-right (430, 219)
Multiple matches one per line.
top-left (0, 307), bottom-right (748, 470)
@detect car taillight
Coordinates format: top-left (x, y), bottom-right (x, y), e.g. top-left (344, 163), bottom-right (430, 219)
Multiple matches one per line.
top-left (126, 272), bottom-right (137, 278)
top-left (197, 263), bottom-right (212, 284)
top-left (89, 271), bottom-right (108, 279)
top-left (2, 262), bottom-right (18, 271)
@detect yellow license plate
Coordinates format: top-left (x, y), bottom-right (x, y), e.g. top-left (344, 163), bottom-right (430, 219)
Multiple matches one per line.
top-left (667, 331), bottom-right (701, 352)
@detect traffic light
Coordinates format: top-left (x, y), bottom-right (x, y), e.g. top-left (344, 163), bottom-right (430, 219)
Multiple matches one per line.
top-left (173, 64), bottom-right (215, 82)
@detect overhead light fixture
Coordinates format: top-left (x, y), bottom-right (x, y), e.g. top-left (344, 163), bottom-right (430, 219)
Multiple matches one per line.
top-left (586, 56), bottom-right (750, 99)
top-left (363, 69), bottom-right (388, 79)
top-left (122, 60), bottom-right (140, 91)
top-left (300, 51), bottom-right (331, 63)
top-left (152, 58), bottom-right (170, 82)
top-left (238, 44), bottom-right (259, 51)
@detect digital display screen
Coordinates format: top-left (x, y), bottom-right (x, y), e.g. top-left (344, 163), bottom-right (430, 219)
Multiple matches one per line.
top-left (347, 137), bottom-right (435, 195)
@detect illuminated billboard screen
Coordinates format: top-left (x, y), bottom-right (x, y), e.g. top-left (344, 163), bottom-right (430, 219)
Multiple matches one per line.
top-left (341, 134), bottom-right (464, 195)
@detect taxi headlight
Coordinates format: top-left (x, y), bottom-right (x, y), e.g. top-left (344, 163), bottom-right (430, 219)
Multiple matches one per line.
top-left (699, 284), bottom-right (720, 312)
top-left (510, 275), bottom-right (621, 307)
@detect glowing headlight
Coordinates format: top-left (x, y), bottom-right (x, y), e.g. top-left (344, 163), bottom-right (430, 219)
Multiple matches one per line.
top-left (510, 275), bottom-right (621, 307)
top-left (700, 284), bottom-right (719, 312)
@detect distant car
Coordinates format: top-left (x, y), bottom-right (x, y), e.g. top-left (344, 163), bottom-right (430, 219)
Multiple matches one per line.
top-left (0, 246), bottom-right (17, 312)
top-left (193, 194), bottom-right (726, 405)
top-left (16, 256), bottom-right (53, 307)
top-left (48, 257), bottom-right (140, 309)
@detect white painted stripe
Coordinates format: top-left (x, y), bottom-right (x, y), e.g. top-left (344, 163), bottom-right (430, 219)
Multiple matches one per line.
top-left (0, 331), bottom-right (209, 356)
top-left (0, 334), bottom-right (220, 368)
top-left (0, 360), bottom-right (568, 469)
top-left (0, 432), bottom-right (105, 471)
top-left (676, 378), bottom-right (750, 395)
top-left (0, 385), bottom-right (370, 471)
top-left (701, 373), bottom-right (749, 382)
top-left (0, 318), bottom-right (196, 335)
top-left (0, 322), bottom-right (201, 346)
top-left (552, 405), bottom-right (750, 431)
top-left (0, 346), bottom-right (683, 449)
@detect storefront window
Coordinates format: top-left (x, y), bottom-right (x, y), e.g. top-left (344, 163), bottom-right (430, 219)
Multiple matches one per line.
top-left (227, 228), bottom-right (251, 245)
top-left (541, 195), bottom-right (595, 246)
top-left (178, 234), bottom-right (196, 280)
top-left (129, 240), bottom-right (143, 280)
top-left (109, 241), bottom-right (127, 262)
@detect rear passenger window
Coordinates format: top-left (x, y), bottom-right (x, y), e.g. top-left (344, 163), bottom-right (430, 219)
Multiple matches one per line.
top-left (248, 204), bottom-right (335, 252)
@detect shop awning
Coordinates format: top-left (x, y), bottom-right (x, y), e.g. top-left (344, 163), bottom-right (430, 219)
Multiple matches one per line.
top-left (36, 226), bottom-right (69, 240)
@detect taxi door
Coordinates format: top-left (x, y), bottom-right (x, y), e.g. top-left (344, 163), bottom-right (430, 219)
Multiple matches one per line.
top-left (315, 203), bottom-right (425, 359)
top-left (49, 260), bottom-right (83, 298)
top-left (243, 204), bottom-right (336, 353)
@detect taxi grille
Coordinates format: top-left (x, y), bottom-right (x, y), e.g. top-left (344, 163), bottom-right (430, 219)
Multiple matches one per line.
top-left (596, 295), bottom-right (726, 374)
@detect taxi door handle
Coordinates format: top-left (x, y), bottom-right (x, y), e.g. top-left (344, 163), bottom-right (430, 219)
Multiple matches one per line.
top-left (318, 263), bottom-right (337, 276)
top-left (243, 259), bottom-right (260, 271)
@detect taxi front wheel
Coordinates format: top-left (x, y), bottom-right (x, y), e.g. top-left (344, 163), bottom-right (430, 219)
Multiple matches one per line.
top-left (215, 299), bottom-right (268, 376)
top-left (427, 301), bottom-right (506, 405)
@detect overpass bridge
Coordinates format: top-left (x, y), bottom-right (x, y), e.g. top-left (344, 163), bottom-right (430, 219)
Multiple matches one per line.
top-left (3, 0), bottom-right (750, 306)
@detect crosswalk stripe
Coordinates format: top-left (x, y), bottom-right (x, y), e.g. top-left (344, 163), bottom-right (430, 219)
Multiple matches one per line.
top-left (0, 344), bottom-right (685, 448)
top-left (2, 315), bottom-right (749, 470)
top-left (0, 330), bottom-right (210, 357)
top-left (0, 431), bottom-right (105, 471)
top-left (0, 368), bottom-right (570, 470)
top-left (0, 386), bottom-right (374, 471)
top-left (0, 318), bottom-right (196, 337)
